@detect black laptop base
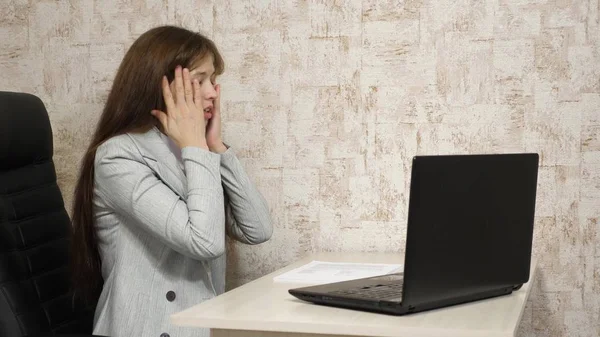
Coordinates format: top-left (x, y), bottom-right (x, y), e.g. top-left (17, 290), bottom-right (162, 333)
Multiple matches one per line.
top-left (289, 280), bottom-right (521, 316)
top-left (291, 292), bottom-right (408, 316)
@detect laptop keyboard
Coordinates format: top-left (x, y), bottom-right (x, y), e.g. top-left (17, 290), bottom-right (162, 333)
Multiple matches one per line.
top-left (328, 282), bottom-right (404, 300)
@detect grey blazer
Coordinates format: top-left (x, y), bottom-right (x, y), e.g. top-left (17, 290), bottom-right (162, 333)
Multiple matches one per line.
top-left (91, 126), bottom-right (273, 337)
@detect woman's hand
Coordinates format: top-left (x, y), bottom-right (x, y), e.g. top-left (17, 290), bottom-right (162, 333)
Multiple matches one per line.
top-left (151, 66), bottom-right (208, 150)
top-left (205, 84), bottom-right (227, 153)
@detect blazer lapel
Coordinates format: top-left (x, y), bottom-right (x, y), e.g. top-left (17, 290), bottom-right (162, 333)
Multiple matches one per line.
top-left (128, 127), bottom-right (188, 199)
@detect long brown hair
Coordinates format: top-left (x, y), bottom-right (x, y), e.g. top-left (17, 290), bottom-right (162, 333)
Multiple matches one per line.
top-left (70, 25), bottom-right (224, 301)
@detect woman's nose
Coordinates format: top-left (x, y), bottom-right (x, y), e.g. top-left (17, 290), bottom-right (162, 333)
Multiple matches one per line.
top-left (205, 85), bottom-right (217, 100)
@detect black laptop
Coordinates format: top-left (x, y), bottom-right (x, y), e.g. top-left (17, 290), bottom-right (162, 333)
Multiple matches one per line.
top-left (289, 153), bottom-right (539, 315)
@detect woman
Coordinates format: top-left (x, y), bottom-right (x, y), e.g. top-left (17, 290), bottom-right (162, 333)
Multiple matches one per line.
top-left (70, 26), bottom-right (273, 337)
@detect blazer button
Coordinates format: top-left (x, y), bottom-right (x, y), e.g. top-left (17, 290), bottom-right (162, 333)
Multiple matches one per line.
top-left (166, 291), bottom-right (176, 302)
top-left (160, 333), bottom-right (169, 337)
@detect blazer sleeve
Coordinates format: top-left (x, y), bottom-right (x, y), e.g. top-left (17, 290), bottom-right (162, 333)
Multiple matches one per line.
top-left (94, 136), bottom-right (225, 260)
top-left (219, 148), bottom-right (273, 244)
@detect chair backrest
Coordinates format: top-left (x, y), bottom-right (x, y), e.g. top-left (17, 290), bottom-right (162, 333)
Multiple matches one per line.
top-left (0, 91), bottom-right (95, 336)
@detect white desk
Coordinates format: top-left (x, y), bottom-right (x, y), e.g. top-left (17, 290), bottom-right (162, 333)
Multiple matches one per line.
top-left (171, 252), bottom-right (536, 337)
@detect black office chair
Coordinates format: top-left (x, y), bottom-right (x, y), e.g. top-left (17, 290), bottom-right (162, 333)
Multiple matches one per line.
top-left (0, 91), bottom-right (101, 337)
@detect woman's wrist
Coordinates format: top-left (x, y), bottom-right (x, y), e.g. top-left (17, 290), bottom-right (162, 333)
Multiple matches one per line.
top-left (181, 140), bottom-right (209, 150)
top-left (209, 141), bottom-right (228, 154)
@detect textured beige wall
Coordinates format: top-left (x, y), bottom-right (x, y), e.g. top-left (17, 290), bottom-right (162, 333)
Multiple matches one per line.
top-left (1, 0), bottom-right (599, 336)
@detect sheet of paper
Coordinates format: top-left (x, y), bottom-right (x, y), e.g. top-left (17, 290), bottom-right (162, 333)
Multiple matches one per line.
top-left (273, 260), bottom-right (403, 284)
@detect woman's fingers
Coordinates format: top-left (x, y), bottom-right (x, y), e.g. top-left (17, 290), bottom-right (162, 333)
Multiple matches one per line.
top-left (183, 67), bottom-right (194, 107)
top-left (193, 79), bottom-right (202, 110)
top-left (214, 84), bottom-right (220, 115)
top-left (174, 66), bottom-right (185, 108)
top-left (161, 76), bottom-right (176, 117)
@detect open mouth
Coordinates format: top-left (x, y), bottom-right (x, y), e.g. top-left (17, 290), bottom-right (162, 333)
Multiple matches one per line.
top-left (203, 107), bottom-right (213, 119)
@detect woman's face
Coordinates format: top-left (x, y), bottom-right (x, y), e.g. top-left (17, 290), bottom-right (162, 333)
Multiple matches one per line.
top-left (188, 55), bottom-right (218, 121)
